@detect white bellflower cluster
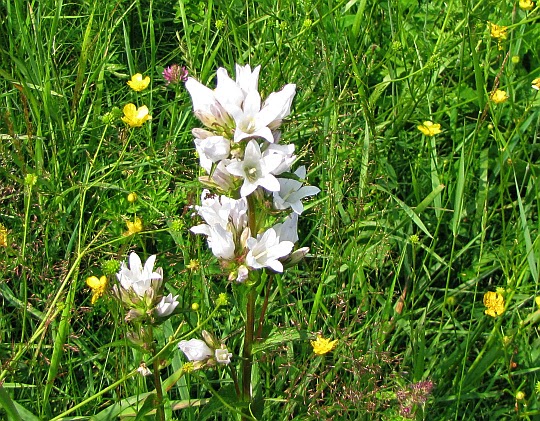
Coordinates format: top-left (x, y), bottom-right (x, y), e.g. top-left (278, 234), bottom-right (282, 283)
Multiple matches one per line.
top-left (185, 64), bottom-right (319, 282)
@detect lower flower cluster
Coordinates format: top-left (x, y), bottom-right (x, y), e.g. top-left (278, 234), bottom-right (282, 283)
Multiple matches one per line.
top-left (177, 330), bottom-right (233, 369)
top-left (112, 252), bottom-right (179, 323)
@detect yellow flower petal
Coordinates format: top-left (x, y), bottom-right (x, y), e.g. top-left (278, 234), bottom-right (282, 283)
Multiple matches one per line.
top-left (0, 223), bottom-right (7, 247)
top-left (127, 73), bottom-right (150, 92)
top-left (311, 335), bottom-right (338, 355)
top-left (483, 291), bottom-right (505, 317)
top-left (491, 89), bottom-right (509, 104)
top-left (86, 275), bottom-right (108, 304)
top-left (127, 192), bottom-right (138, 203)
top-left (532, 78), bottom-right (540, 91)
top-left (121, 103), bottom-right (152, 127)
top-left (519, 0), bottom-right (534, 11)
top-left (417, 121), bottom-right (442, 136)
top-left (489, 22), bottom-right (508, 40)
top-left (124, 216), bottom-right (143, 236)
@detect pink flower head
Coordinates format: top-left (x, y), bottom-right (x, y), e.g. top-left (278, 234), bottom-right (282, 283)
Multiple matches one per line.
top-left (163, 64), bottom-right (188, 85)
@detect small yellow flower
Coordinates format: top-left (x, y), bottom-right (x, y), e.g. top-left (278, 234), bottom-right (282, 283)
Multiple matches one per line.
top-left (484, 291), bottom-right (505, 317)
top-left (311, 335), bottom-right (338, 355)
top-left (127, 73), bottom-right (150, 92)
top-left (0, 223), bottom-right (7, 247)
top-left (125, 216), bottom-right (143, 236)
top-left (187, 259), bottom-right (200, 271)
top-left (532, 78), bottom-right (540, 91)
top-left (86, 275), bottom-right (108, 304)
top-left (535, 296), bottom-right (540, 308)
top-left (519, 0), bottom-right (534, 10)
top-left (489, 22), bottom-right (508, 40)
top-left (491, 89), bottom-right (509, 104)
top-left (183, 362), bottom-right (195, 373)
top-left (516, 391), bottom-right (526, 401)
top-left (121, 103), bottom-right (152, 127)
top-left (127, 192), bottom-right (138, 203)
top-left (417, 121), bottom-right (442, 136)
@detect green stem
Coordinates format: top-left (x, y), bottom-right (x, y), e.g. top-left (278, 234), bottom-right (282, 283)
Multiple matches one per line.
top-left (242, 288), bottom-right (256, 404)
top-left (149, 326), bottom-right (165, 421)
top-left (242, 193), bottom-right (258, 415)
top-left (152, 356), bottom-right (165, 421)
top-left (256, 274), bottom-right (273, 340)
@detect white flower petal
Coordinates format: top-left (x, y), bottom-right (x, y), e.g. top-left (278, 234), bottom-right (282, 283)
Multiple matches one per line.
top-left (235, 64), bottom-right (260, 93)
top-left (215, 347), bottom-right (233, 365)
top-left (178, 339), bottom-right (213, 361)
top-left (155, 293), bottom-right (179, 317)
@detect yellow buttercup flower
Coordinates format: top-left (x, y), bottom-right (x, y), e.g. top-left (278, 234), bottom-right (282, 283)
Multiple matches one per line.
top-left (125, 216), bottom-right (143, 236)
top-left (532, 78), bottom-right (540, 91)
top-left (121, 103), bottom-right (152, 127)
top-left (0, 223), bottom-right (7, 247)
top-left (491, 89), bottom-right (509, 104)
top-left (127, 73), bottom-right (150, 92)
top-left (311, 335), bottom-right (338, 355)
top-left (489, 22), bottom-right (508, 40)
top-left (417, 121), bottom-right (442, 136)
top-left (86, 275), bottom-right (108, 304)
top-left (483, 291), bottom-right (505, 317)
top-left (519, 0), bottom-right (534, 10)
top-left (127, 192), bottom-right (138, 203)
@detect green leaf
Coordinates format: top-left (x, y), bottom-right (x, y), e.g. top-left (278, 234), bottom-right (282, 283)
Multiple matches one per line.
top-left (0, 386), bottom-right (22, 421)
top-left (90, 393), bottom-right (151, 421)
top-left (373, 185), bottom-right (433, 238)
top-left (252, 328), bottom-right (310, 354)
top-left (197, 384), bottom-right (246, 421)
top-left (134, 393), bottom-right (159, 421)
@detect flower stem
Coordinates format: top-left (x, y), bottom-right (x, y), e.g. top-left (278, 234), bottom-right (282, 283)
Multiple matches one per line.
top-left (242, 193), bottom-right (258, 416)
top-left (256, 274), bottom-right (273, 339)
top-left (152, 357), bottom-right (166, 421)
top-left (149, 326), bottom-right (165, 421)
top-left (242, 288), bottom-right (256, 404)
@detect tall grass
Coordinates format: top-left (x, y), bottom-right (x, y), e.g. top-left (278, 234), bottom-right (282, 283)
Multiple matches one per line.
top-left (1, 0), bottom-right (540, 419)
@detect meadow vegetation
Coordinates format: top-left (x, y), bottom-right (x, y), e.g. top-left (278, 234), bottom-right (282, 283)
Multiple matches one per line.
top-left (1, 0), bottom-right (540, 419)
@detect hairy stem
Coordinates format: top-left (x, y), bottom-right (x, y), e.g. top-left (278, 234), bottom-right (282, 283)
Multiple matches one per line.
top-left (256, 274), bottom-right (273, 339)
top-left (150, 327), bottom-right (165, 421)
top-left (242, 287), bottom-right (256, 405)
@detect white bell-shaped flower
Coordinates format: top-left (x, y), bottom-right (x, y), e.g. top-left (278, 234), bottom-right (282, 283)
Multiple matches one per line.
top-left (178, 339), bottom-right (213, 362)
top-left (226, 140), bottom-right (282, 197)
top-left (246, 228), bottom-right (294, 272)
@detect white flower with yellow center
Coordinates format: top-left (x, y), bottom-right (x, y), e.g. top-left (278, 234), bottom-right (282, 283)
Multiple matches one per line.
top-left (226, 140), bottom-right (282, 197)
top-left (246, 228), bottom-right (294, 272)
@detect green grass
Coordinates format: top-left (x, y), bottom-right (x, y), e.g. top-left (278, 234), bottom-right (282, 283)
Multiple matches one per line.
top-left (1, 0), bottom-right (540, 419)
